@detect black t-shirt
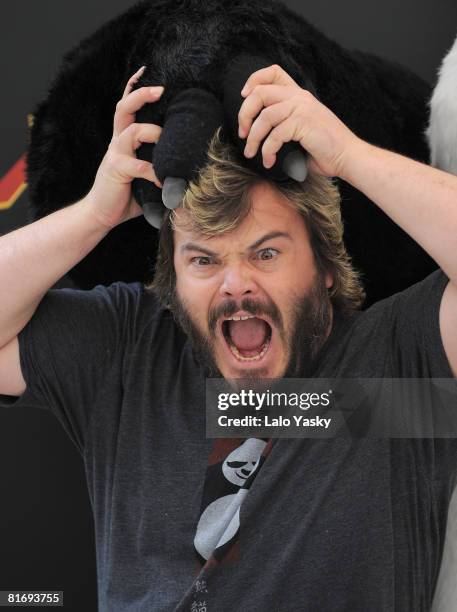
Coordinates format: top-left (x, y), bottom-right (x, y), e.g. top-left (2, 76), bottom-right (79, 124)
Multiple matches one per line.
top-left (7, 268), bottom-right (457, 611)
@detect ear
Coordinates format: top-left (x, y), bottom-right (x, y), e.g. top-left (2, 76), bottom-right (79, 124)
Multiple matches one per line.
top-left (325, 272), bottom-right (333, 289)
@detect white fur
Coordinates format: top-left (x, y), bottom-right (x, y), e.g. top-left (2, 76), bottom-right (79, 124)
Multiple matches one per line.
top-left (426, 35), bottom-right (457, 174)
top-left (427, 37), bottom-right (457, 612)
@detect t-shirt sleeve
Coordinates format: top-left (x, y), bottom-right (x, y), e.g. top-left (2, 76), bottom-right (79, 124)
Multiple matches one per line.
top-left (0, 281), bottom-right (145, 455)
top-left (387, 270), bottom-right (457, 486)
top-left (389, 268), bottom-right (454, 378)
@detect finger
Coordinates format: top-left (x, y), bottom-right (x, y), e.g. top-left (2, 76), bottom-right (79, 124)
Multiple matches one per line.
top-left (240, 64), bottom-right (298, 97)
top-left (260, 116), bottom-right (304, 168)
top-left (107, 152), bottom-right (162, 185)
top-left (243, 99), bottom-right (293, 158)
top-left (115, 122), bottom-right (162, 155)
top-left (113, 86), bottom-right (164, 137)
top-left (115, 123), bottom-right (163, 187)
top-left (146, 163), bottom-right (163, 189)
top-left (238, 84), bottom-right (297, 138)
top-left (122, 66), bottom-right (146, 99)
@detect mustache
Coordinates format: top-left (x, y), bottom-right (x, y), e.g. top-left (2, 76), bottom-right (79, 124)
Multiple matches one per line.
top-left (208, 297), bottom-right (283, 334)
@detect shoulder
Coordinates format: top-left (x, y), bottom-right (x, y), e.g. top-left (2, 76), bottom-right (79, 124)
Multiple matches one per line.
top-left (357, 269), bottom-right (451, 376)
top-left (102, 281), bottom-right (182, 346)
top-left (44, 280), bottom-right (183, 349)
top-left (353, 268), bottom-right (449, 335)
top-left (316, 269), bottom-right (452, 377)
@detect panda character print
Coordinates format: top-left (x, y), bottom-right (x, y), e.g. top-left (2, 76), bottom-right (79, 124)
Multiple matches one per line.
top-left (194, 438), bottom-right (272, 563)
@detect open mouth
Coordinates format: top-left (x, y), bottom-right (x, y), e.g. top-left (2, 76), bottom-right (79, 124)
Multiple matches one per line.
top-left (221, 313), bottom-right (272, 362)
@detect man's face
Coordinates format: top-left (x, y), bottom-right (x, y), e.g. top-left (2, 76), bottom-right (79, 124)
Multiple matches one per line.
top-left (172, 181), bottom-right (333, 379)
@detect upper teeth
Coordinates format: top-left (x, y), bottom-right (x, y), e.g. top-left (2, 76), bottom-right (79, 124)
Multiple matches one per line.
top-left (226, 315), bottom-right (256, 321)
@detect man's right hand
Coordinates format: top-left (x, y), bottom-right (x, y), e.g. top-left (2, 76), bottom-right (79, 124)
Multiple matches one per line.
top-left (86, 66), bottom-right (165, 230)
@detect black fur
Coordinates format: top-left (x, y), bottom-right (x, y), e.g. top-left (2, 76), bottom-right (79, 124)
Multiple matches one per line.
top-left (26, 0), bottom-right (435, 303)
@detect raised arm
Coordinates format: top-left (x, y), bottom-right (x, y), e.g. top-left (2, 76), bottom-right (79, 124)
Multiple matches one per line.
top-left (237, 64), bottom-right (457, 375)
top-left (0, 69), bottom-right (164, 395)
top-left (335, 135), bottom-right (457, 378)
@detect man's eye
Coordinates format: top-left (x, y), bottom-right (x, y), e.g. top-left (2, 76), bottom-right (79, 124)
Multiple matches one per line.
top-left (191, 256), bottom-right (213, 266)
top-left (257, 247), bottom-right (279, 261)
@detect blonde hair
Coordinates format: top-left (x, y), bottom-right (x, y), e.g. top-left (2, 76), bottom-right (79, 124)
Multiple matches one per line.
top-left (146, 127), bottom-right (365, 314)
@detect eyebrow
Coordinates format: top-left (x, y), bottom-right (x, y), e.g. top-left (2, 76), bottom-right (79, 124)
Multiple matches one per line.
top-left (180, 231), bottom-right (292, 257)
top-left (248, 231), bottom-right (292, 250)
top-left (180, 242), bottom-right (218, 257)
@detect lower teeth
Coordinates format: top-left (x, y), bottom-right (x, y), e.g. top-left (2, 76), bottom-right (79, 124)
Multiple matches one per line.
top-left (228, 338), bottom-right (270, 361)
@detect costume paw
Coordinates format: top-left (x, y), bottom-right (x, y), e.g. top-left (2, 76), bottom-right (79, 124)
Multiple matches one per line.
top-left (133, 88), bottom-right (225, 226)
top-left (222, 53), bottom-right (309, 183)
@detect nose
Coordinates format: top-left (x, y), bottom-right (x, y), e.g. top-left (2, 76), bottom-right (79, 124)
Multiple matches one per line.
top-left (219, 261), bottom-right (259, 300)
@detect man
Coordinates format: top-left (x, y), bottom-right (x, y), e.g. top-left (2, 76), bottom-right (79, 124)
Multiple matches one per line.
top-left (1, 64), bottom-right (456, 610)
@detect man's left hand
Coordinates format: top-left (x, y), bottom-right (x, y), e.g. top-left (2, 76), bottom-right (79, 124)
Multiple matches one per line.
top-left (238, 64), bottom-right (364, 178)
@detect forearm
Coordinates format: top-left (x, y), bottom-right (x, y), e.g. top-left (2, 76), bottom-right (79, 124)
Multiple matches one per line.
top-left (341, 140), bottom-right (457, 283)
top-left (0, 196), bottom-right (109, 348)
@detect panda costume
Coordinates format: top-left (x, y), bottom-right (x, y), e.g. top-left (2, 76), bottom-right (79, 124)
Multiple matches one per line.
top-left (22, 1), bottom-right (457, 610)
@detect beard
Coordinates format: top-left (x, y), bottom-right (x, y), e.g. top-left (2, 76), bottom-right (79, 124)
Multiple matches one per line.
top-left (168, 271), bottom-right (333, 380)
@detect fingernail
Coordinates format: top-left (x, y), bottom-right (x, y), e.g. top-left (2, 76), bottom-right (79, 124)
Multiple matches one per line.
top-left (150, 86), bottom-right (164, 96)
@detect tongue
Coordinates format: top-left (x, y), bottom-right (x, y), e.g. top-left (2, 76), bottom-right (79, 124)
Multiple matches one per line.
top-left (228, 318), bottom-right (269, 351)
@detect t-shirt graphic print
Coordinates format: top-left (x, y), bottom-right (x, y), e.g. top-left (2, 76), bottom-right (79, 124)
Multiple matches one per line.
top-left (176, 438), bottom-right (273, 611)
